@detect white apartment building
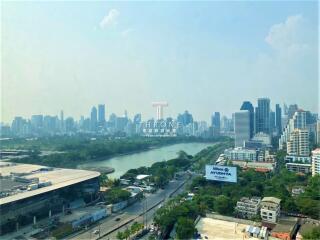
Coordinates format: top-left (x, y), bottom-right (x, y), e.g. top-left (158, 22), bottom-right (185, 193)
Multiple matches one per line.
top-left (317, 121), bottom-right (320, 145)
top-left (224, 147), bottom-right (257, 161)
top-left (286, 163), bottom-right (312, 174)
top-left (287, 129), bottom-right (309, 157)
top-left (236, 197), bottom-right (261, 219)
top-left (252, 132), bottom-right (271, 146)
top-left (312, 148), bottom-right (320, 176)
top-left (260, 197), bottom-right (281, 223)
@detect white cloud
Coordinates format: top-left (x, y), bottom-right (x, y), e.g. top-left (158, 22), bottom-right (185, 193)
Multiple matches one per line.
top-left (265, 14), bottom-right (308, 52)
top-left (99, 9), bottom-right (119, 29)
top-left (121, 28), bottom-right (135, 37)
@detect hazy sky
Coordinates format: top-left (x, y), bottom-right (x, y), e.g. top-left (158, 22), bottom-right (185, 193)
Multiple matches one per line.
top-left (1, 1), bottom-right (319, 123)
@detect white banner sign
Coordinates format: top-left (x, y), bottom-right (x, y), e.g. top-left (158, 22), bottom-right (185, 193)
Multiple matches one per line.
top-left (205, 165), bottom-right (237, 183)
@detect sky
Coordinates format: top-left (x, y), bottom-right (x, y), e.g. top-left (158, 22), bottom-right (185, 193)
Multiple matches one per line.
top-left (1, 1), bottom-right (319, 123)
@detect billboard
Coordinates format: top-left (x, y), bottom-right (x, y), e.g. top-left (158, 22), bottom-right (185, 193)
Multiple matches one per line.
top-left (205, 165), bottom-right (237, 183)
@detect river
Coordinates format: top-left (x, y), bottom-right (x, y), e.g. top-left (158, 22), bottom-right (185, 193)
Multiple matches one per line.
top-left (78, 142), bottom-right (213, 178)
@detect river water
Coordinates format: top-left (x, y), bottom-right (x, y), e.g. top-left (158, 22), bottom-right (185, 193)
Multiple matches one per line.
top-left (79, 142), bottom-right (213, 178)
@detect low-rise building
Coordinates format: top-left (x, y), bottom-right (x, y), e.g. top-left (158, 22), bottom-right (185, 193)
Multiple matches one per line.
top-left (285, 155), bottom-right (311, 163)
top-left (60, 206), bottom-right (108, 230)
top-left (252, 132), bottom-right (271, 146)
top-left (270, 217), bottom-right (298, 240)
top-left (286, 163), bottom-right (311, 174)
top-left (232, 160), bottom-right (275, 172)
top-left (235, 197), bottom-right (261, 219)
top-left (224, 148), bottom-right (257, 161)
top-left (260, 197), bottom-right (281, 223)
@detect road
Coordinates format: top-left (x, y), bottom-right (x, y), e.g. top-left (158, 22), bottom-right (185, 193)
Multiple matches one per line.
top-left (68, 176), bottom-right (190, 240)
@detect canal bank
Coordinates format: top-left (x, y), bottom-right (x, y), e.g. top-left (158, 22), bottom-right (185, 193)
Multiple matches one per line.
top-left (78, 142), bottom-right (214, 178)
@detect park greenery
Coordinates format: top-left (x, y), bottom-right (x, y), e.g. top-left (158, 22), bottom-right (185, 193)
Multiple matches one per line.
top-left (119, 141), bottom-right (233, 188)
top-left (7, 136), bottom-right (228, 168)
top-left (153, 148), bottom-right (320, 239)
top-left (302, 226), bottom-right (320, 240)
top-left (116, 222), bottom-right (144, 240)
top-left (103, 188), bottom-right (132, 204)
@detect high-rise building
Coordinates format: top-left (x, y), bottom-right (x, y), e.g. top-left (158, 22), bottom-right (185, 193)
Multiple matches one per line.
top-left (98, 104), bottom-right (106, 125)
top-left (317, 121), bottom-right (320, 145)
top-left (255, 98), bottom-right (270, 134)
top-left (133, 114), bottom-right (142, 125)
top-left (275, 104), bottom-right (282, 135)
top-left (311, 148), bottom-right (320, 176)
top-left (11, 117), bottom-right (27, 136)
top-left (279, 110), bottom-right (307, 149)
top-left (270, 111), bottom-right (276, 134)
top-left (287, 129), bottom-right (309, 156)
top-left (60, 110), bottom-right (65, 133)
top-left (211, 112), bottom-right (221, 136)
top-left (240, 101), bottom-right (254, 138)
top-left (287, 104), bottom-right (298, 120)
top-left (31, 115), bottom-right (43, 129)
top-left (90, 106), bottom-right (98, 132)
top-left (234, 110), bottom-right (250, 147)
top-left (65, 117), bottom-right (75, 133)
top-left (116, 117), bottom-right (128, 132)
top-left (43, 115), bottom-right (59, 133)
top-left (177, 111), bottom-right (193, 126)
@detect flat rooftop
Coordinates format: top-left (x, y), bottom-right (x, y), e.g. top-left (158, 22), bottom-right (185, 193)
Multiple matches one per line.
top-left (196, 217), bottom-right (259, 240)
top-left (0, 162), bottom-right (100, 206)
top-left (272, 217), bottom-right (298, 233)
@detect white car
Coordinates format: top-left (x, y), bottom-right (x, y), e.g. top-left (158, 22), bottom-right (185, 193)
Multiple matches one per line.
top-left (93, 229), bottom-right (100, 235)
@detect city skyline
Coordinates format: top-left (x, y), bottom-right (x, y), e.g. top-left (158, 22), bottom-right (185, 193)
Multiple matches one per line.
top-left (2, 1), bottom-right (318, 123)
top-left (0, 98), bottom-right (316, 125)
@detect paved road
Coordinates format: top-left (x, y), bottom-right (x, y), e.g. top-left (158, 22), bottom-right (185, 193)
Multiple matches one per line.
top-left (69, 177), bottom-right (189, 240)
top-left (99, 177), bottom-right (190, 240)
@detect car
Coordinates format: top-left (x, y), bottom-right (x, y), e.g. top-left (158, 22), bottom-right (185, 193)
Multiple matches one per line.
top-left (115, 217), bottom-right (121, 221)
top-left (93, 229), bottom-right (100, 235)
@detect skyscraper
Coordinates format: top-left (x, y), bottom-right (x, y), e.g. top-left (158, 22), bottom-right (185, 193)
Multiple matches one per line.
top-left (287, 104), bottom-right (298, 120)
top-left (98, 104), bottom-right (106, 125)
top-left (90, 106), bottom-right (98, 132)
top-left (60, 110), bottom-right (65, 133)
top-left (177, 111), bottom-right (193, 126)
top-left (133, 114), bottom-right (142, 125)
top-left (255, 98), bottom-right (270, 134)
top-left (240, 101), bottom-right (254, 138)
top-left (275, 104), bottom-right (282, 135)
top-left (279, 110), bottom-right (307, 150)
top-left (211, 112), bottom-right (221, 136)
top-left (234, 110), bottom-right (250, 147)
top-left (270, 111), bottom-right (275, 133)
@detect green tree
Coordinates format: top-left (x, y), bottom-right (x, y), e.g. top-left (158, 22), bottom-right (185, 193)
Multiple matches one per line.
top-left (176, 217), bottom-right (196, 239)
top-left (116, 231), bottom-right (125, 240)
top-left (105, 188), bottom-right (131, 204)
top-left (214, 195), bottom-right (233, 215)
top-left (302, 226), bottom-right (320, 240)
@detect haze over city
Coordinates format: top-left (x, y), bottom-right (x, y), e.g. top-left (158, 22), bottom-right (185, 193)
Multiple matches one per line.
top-left (2, 1), bottom-right (318, 123)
